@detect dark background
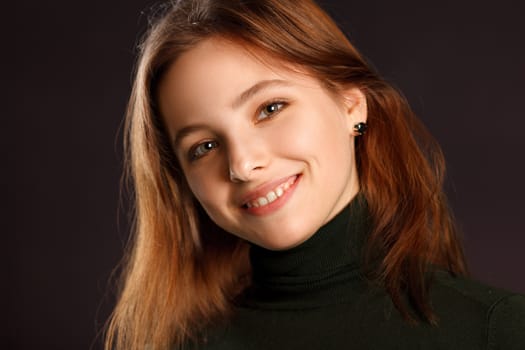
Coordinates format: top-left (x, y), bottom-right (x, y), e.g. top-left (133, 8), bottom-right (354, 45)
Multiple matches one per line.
top-left (6, 0), bottom-right (524, 349)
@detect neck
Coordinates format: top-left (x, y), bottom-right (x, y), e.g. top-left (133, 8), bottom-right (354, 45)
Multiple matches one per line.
top-left (243, 194), bottom-right (371, 309)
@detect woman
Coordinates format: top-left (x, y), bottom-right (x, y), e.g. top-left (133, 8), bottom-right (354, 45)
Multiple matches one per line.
top-left (106, 0), bottom-right (525, 349)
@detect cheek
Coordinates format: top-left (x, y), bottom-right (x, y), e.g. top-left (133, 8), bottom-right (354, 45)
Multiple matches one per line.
top-left (265, 111), bottom-right (322, 153)
top-left (183, 158), bottom-right (233, 219)
top-left (187, 180), bottom-right (227, 228)
top-left (184, 168), bottom-right (221, 208)
top-left (277, 106), bottom-right (351, 159)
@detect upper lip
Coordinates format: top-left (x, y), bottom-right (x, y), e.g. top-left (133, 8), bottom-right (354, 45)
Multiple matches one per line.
top-left (238, 174), bottom-right (298, 206)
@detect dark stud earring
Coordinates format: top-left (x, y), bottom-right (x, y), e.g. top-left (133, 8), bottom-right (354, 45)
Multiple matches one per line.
top-left (353, 122), bottom-right (368, 136)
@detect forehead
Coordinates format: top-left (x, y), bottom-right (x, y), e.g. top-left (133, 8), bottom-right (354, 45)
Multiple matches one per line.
top-left (158, 39), bottom-right (315, 112)
top-left (167, 37), bottom-right (300, 82)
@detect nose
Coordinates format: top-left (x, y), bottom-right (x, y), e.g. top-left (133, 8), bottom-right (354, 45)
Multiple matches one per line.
top-left (227, 133), bottom-right (268, 183)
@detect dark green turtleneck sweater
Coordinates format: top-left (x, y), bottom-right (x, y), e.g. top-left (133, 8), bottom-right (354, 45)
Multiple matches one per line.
top-left (187, 197), bottom-right (525, 349)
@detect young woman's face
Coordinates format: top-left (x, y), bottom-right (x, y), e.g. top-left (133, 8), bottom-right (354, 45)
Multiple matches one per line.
top-left (158, 38), bottom-right (367, 250)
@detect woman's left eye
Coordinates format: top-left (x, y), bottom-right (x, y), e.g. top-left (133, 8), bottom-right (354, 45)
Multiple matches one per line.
top-left (256, 101), bottom-right (286, 121)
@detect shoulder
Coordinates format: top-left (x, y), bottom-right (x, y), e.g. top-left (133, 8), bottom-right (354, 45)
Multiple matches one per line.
top-left (487, 293), bottom-right (525, 349)
top-left (432, 271), bottom-right (525, 349)
top-left (432, 271), bottom-right (519, 308)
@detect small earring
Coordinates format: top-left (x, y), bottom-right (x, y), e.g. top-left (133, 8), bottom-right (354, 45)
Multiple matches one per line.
top-left (353, 122), bottom-right (368, 136)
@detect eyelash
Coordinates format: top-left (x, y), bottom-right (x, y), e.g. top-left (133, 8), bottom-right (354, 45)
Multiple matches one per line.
top-left (256, 100), bottom-right (288, 121)
top-left (186, 100), bottom-right (288, 162)
top-left (188, 140), bottom-right (219, 161)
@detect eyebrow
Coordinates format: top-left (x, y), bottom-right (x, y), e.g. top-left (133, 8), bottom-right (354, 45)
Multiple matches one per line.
top-left (232, 79), bottom-right (292, 109)
top-left (172, 79), bottom-right (292, 147)
top-left (172, 124), bottom-right (209, 148)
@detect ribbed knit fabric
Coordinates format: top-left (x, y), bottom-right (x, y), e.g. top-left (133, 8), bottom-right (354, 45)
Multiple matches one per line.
top-left (183, 195), bottom-right (525, 349)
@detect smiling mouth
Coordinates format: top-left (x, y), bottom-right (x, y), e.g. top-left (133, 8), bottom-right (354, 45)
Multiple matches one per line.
top-left (243, 175), bottom-right (298, 209)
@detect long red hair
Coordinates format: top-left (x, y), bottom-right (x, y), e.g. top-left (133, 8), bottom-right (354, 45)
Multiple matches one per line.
top-left (106, 0), bottom-right (467, 349)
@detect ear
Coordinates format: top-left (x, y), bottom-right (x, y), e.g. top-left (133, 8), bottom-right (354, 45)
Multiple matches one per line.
top-left (340, 87), bottom-right (367, 136)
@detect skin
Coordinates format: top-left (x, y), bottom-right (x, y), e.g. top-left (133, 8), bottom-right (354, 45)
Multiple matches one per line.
top-left (158, 38), bottom-right (367, 250)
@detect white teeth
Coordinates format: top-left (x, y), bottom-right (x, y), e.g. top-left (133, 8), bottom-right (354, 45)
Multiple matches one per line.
top-left (266, 191), bottom-right (277, 203)
top-left (245, 175), bottom-right (298, 209)
top-left (257, 197), bottom-right (268, 206)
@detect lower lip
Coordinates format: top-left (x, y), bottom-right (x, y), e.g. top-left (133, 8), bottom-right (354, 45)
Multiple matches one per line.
top-left (243, 174), bottom-right (301, 216)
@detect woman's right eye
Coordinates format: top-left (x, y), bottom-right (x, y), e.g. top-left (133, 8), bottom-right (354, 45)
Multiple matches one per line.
top-left (188, 140), bottom-right (219, 161)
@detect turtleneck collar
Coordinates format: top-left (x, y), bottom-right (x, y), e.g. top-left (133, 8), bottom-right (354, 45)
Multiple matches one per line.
top-left (244, 194), bottom-right (370, 309)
